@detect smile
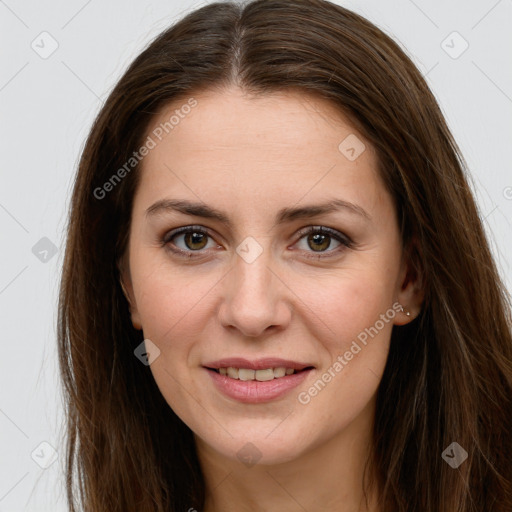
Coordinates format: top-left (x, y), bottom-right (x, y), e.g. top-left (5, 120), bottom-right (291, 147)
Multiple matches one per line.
top-left (209, 366), bottom-right (306, 380)
top-left (202, 357), bottom-right (315, 402)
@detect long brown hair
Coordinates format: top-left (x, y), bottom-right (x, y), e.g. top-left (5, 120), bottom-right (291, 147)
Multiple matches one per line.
top-left (57, 0), bottom-right (512, 510)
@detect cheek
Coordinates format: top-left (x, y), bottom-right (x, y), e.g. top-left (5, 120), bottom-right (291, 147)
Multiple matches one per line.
top-left (289, 262), bottom-right (396, 418)
top-left (131, 252), bottom-right (218, 341)
top-left (296, 263), bottom-right (396, 352)
top-left (294, 287), bottom-right (394, 441)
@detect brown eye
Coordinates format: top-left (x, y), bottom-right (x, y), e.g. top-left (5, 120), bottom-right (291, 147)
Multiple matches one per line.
top-left (182, 231), bottom-right (208, 250)
top-left (306, 232), bottom-right (332, 252)
top-left (163, 226), bottom-right (217, 256)
top-left (295, 226), bottom-right (353, 258)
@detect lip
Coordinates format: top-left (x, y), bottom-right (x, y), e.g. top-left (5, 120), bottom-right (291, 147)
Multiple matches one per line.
top-left (202, 357), bottom-right (314, 371)
top-left (203, 358), bottom-right (315, 404)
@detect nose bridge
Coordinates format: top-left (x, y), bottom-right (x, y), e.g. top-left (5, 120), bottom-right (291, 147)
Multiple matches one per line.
top-left (219, 234), bottom-right (290, 337)
top-left (234, 236), bottom-right (273, 296)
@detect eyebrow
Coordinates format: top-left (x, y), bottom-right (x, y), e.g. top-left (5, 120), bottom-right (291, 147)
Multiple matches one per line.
top-left (145, 198), bottom-right (371, 227)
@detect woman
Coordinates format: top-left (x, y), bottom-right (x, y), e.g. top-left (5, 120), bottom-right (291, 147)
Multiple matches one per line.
top-left (57, 0), bottom-right (512, 511)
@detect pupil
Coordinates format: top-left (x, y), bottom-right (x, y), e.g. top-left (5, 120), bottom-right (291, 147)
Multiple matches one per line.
top-left (187, 232), bottom-right (206, 250)
top-left (310, 233), bottom-right (329, 251)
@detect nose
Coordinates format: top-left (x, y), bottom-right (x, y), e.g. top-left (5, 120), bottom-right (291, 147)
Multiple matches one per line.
top-left (218, 243), bottom-right (292, 338)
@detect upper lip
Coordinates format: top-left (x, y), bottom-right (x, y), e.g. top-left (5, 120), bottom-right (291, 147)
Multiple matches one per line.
top-left (202, 358), bottom-right (315, 371)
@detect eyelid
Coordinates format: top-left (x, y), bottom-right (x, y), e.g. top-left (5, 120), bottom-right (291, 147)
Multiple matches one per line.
top-left (295, 225), bottom-right (353, 246)
top-left (161, 225), bottom-right (214, 244)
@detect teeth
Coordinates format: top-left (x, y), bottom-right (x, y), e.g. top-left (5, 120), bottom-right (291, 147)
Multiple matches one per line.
top-left (227, 367), bottom-right (238, 379)
top-left (218, 366), bottom-right (298, 380)
top-left (239, 368), bottom-right (256, 381)
top-left (274, 367), bottom-right (286, 378)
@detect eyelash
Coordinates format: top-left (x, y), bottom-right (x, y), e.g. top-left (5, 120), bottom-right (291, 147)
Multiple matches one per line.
top-left (161, 225), bottom-right (354, 260)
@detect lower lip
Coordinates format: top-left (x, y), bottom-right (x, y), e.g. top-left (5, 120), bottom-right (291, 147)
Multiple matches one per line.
top-left (204, 367), bottom-right (313, 403)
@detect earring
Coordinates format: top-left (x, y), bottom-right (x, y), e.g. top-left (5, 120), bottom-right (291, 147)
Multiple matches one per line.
top-left (399, 304), bottom-right (411, 316)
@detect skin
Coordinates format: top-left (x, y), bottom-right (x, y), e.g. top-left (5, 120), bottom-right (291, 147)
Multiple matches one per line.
top-left (120, 86), bottom-right (423, 512)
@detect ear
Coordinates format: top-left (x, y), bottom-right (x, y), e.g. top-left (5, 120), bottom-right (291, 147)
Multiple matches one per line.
top-left (394, 238), bottom-right (425, 326)
top-left (118, 254), bottom-right (142, 331)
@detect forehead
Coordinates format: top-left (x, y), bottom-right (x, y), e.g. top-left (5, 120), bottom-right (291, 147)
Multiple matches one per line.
top-left (134, 87), bottom-right (385, 219)
top-left (146, 87), bottom-right (362, 154)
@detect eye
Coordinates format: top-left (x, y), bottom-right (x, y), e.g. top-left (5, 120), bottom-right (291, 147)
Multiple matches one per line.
top-left (161, 225), bottom-right (353, 259)
top-left (294, 226), bottom-right (353, 259)
top-left (162, 226), bottom-right (219, 257)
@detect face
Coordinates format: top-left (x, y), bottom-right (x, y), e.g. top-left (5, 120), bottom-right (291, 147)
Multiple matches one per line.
top-left (121, 86), bottom-right (419, 465)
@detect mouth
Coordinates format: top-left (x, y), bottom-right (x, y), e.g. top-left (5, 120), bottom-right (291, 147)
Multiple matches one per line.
top-left (202, 358), bottom-right (316, 403)
top-left (202, 357), bottom-right (315, 380)
top-left (204, 366), bottom-right (315, 381)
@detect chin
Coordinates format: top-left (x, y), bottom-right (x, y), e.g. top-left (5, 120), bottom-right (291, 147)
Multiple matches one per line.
top-left (200, 429), bottom-right (310, 467)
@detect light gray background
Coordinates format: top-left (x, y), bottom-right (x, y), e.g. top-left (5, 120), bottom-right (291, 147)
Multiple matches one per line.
top-left (1, 0), bottom-right (511, 510)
